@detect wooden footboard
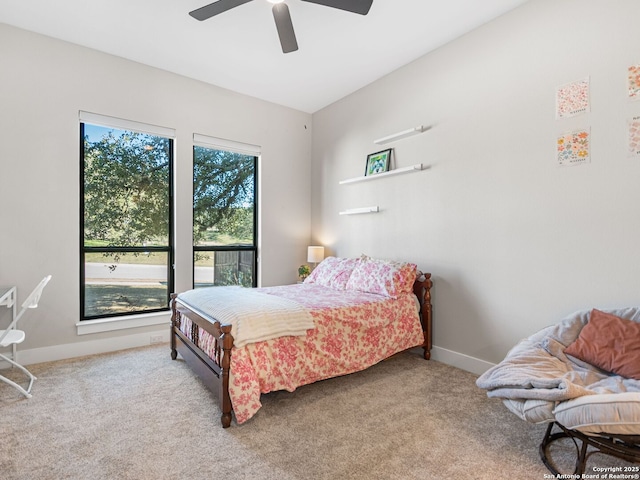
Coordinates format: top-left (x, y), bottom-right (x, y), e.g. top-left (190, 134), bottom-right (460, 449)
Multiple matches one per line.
top-left (170, 274), bottom-right (433, 427)
top-left (170, 294), bottom-right (234, 427)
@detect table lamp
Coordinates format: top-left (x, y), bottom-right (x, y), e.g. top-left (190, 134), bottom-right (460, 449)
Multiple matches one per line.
top-left (307, 246), bottom-right (324, 270)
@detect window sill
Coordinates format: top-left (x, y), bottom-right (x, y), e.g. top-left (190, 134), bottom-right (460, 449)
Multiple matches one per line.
top-left (76, 311), bottom-right (171, 336)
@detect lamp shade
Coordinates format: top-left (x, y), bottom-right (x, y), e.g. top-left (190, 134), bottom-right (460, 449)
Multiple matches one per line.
top-left (307, 246), bottom-right (324, 264)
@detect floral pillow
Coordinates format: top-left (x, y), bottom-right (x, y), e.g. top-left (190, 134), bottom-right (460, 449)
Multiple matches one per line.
top-left (303, 256), bottom-right (359, 290)
top-left (345, 256), bottom-right (417, 298)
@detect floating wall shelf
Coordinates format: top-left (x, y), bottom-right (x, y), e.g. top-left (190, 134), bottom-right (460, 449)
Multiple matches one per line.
top-left (339, 206), bottom-right (379, 215)
top-left (339, 163), bottom-right (425, 185)
top-left (374, 125), bottom-right (430, 145)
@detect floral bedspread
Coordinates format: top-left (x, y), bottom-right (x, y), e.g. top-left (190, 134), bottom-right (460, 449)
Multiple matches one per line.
top-left (179, 283), bottom-right (424, 424)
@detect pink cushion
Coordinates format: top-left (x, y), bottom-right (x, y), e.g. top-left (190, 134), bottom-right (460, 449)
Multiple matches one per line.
top-left (564, 309), bottom-right (640, 380)
top-left (345, 256), bottom-right (417, 298)
top-left (303, 256), bottom-right (358, 290)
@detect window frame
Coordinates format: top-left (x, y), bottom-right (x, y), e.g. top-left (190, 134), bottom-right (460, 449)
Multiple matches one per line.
top-left (79, 118), bottom-right (175, 321)
top-left (192, 139), bottom-right (259, 289)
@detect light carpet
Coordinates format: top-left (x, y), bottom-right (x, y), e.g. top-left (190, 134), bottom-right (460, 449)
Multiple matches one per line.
top-left (0, 345), bottom-right (633, 479)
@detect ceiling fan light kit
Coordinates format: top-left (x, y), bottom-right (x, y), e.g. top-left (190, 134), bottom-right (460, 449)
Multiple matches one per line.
top-left (189, 0), bottom-right (373, 54)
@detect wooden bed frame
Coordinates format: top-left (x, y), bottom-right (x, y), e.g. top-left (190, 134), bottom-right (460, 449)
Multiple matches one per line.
top-left (170, 273), bottom-right (433, 428)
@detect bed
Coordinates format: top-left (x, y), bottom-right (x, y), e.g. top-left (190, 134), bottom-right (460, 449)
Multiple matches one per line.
top-left (170, 255), bottom-right (433, 427)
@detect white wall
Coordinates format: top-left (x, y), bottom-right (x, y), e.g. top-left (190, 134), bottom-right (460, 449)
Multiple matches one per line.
top-left (311, 0), bottom-right (640, 370)
top-left (0, 24), bottom-right (312, 360)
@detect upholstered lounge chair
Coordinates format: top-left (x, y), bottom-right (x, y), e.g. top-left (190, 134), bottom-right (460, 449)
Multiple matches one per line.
top-left (477, 307), bottom-right (640, 475)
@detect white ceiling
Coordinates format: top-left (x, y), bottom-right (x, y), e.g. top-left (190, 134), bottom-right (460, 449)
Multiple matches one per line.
top-left (0, 0), bottom-right (529, 113)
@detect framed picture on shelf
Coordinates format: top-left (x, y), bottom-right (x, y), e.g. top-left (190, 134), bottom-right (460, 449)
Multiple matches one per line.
top-left (364, 148), bottom-right (392, 176)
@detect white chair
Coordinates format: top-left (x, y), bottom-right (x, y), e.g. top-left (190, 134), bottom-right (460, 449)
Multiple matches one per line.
top-left (0, 275), bottom-right (52, 398)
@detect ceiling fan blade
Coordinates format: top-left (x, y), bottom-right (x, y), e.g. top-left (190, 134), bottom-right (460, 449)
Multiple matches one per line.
top-left (189, 0), bottom-right (254, 21)
top-left (300, 0), bottom-right (372, 15)
top-left (272, 3), bottom-right (298, 54)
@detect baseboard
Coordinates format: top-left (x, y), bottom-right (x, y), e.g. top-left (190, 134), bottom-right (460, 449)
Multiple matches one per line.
top-left (0, 330), bottom-right (171, 368)
top-left (430, 346), bottom-right (495, 376)
top-left (3, 334), bottom-right (494, 375)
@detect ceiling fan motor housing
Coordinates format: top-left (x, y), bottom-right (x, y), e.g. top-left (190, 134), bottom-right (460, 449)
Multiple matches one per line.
top-left (189, 0), bottom-right (374, 53)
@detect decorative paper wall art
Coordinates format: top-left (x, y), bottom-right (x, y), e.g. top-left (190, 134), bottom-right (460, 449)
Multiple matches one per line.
top-left (557, 129), bottom-right (590, 166)
top-left (629, 64), bottom-right (640, 100)
top-left (556, 77), bottom-right (590, 119)
top-left (628, 116), bottom-right (640, 157)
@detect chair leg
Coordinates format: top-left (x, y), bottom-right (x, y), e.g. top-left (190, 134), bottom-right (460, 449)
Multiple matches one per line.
top-left (540, 421), bottom-right (640, 475)
top-left (0, 353), bottom-right (35, 398)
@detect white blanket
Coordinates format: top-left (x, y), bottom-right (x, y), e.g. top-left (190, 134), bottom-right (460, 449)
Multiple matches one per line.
top-left (178, 287), bottom-right (315, 348)
top-left (476, 307), bottom-right (640, 402)
top-left (476, 336), bottom-right (597, 401)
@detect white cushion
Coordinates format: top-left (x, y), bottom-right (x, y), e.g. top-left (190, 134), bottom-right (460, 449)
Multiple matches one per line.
top-left (553, 392), bottom-right (640, 435)
top-left (503, 398), bottom-right (555, 424)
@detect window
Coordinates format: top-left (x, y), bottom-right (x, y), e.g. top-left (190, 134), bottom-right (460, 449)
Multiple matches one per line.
top-left (193, 136), bottom-right (258, 288)
top-left (80, 113), bottom-right (174, 320)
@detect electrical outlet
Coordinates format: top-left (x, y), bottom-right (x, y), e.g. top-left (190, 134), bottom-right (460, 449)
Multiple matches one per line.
top-left (150, 334), bottom-right (164, 344)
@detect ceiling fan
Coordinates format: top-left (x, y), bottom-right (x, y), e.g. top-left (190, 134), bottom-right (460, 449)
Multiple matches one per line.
top-left (189, 0), bottom-right (374, 54)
